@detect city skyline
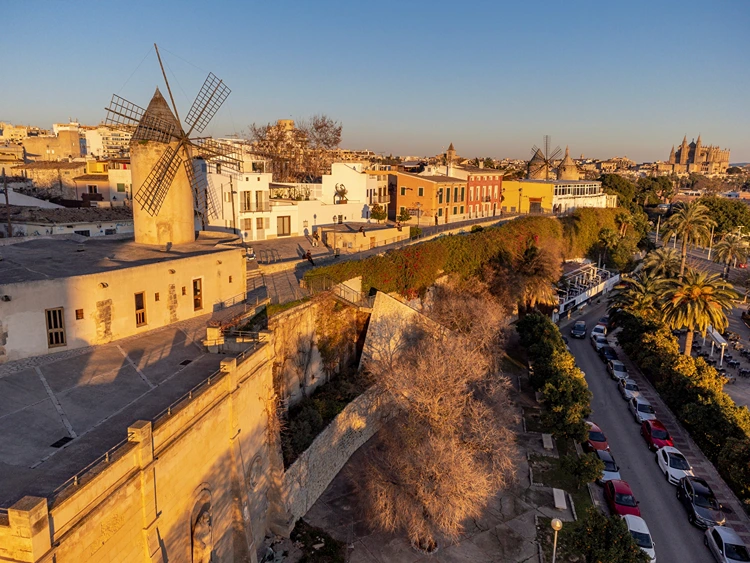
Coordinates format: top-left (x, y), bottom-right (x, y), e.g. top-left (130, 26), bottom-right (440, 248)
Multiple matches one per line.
top-left (2, 0), bottom-right (749, 163)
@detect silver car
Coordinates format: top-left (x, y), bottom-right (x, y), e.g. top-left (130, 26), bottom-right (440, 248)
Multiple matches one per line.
top-left (619, 378), bottom-right (641, 401)
top-left (629, 396), bottom-right (656, 424)
top-left (591, 334), bottom-right (608, 353)
top-left (705, 526), bottom-right (750, 562)
top-left (608, 359), bottom-right (628, 381)
top-left (595, 449), bottom-right (622, 483)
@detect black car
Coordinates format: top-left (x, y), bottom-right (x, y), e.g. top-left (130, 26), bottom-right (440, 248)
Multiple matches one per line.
top-left (570, 321), bottom-right (587, 339)
top-left (599, 346), bottom-right (618, 363)
top-left (677, 476), bottom-right (726, 528)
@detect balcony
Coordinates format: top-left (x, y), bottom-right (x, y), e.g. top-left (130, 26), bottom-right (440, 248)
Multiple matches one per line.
top-left (370, 195), bottom-right (390, 205)
top-left (240, 203), bottom-right (271, 213)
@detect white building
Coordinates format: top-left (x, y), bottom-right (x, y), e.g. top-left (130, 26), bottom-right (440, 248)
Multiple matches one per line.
top-left (85, 127), bottom-right (132, 159)
top-left (205, 162), bottom-right (375, 241)
top-left (550, 180), bottom-right (617, 213)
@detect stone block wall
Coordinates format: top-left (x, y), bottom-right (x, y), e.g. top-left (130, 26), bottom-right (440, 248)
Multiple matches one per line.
top-left (281, 388), bottom-right (384, 521)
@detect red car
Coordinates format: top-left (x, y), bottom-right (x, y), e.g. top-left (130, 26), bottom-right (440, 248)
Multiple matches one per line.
top-left (640, 419), bottom-right (674, 451)
top-left (583, 421), bottom-right (610, 452)
top-left (604, 479), bottom-right (641, 517)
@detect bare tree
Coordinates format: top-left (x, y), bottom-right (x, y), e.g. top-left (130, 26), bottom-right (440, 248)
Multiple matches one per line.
top-left (361, 306), bottom-right (517, 550)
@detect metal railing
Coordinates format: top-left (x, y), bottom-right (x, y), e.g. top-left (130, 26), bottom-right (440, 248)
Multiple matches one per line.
top-left (239, 202), bottom-right (271, 213)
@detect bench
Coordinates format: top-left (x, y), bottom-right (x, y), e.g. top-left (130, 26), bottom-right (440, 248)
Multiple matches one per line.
top-left (553, 488), bottom-right (567, 510)
top-left (542, 433), bottom-right (554, 450)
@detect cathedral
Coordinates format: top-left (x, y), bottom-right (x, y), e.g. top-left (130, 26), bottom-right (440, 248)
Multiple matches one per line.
top-left (669, 135), bottom-right (730, 175)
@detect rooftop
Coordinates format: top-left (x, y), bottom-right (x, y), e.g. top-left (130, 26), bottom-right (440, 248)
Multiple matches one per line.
top-left (72, 174), bottom-right (109, 182)
top-left (12, 161), bottom-right (84, 170)
top-left (6, 205), bottom-right (132, 224)
top-left (0, 232), bottom-right (239, 285)
top-left (400, 172), bottom-right (465, 183)
top-left (322, 221), bottom-right (397, 233)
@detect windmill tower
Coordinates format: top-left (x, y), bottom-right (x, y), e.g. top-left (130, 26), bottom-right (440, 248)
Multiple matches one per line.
top-left (104, 44), bottom-right (241, 246)
top-left (527, 135), bottom-right (561, 180)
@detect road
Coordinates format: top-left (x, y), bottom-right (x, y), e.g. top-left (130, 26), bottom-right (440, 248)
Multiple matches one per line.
top-left (565, 304), bottom-right (713, 563)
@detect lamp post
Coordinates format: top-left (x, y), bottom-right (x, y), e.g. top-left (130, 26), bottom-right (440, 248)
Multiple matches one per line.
top-left (416, 202), bottom-right (422, 228)
top-left (551, 518), bottom-right (563, 563)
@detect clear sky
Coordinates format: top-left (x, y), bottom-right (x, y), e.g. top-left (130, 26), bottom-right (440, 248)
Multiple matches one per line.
top-left (2, 0), bottom-right (748, 162)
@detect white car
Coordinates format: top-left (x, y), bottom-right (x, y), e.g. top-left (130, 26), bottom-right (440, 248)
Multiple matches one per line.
top-left (595, 449), bottom-right (621, 483)
top-left (705, 526), bottom-right (750, 562)
top-left (629, 396), bottom-right (656, 424)
top-left (618, 378), bottom-right (641, 401)
top-left (608, 360), bottom-right (629, 381)
top-left (590, 325), bottom-right (607, 340)
top-left (623, 515), bottom-right (656, 562)
top-left (656, 446), bottom-right (694, 485)
top-left (591, 334), bottom-right (608, 352)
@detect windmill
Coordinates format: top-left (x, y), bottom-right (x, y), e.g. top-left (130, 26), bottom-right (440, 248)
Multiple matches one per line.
top-left (103, 44), bottom-right (242, 237)
top-left (528, 135), bottom-right (561, 180)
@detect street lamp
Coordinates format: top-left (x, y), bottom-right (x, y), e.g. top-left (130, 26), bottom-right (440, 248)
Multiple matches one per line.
top-left (551, 518), bottom-right (563, 563)
top-left (416, 202), bottom-right (422, 227)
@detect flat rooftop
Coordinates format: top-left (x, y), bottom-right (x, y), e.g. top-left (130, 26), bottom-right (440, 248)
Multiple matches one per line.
top-left (322, 222), bottom-right (396, 233)
top-left (0, 232), bottom-right (240, 285)
top-left (0, 304), bottom-right (261, 507)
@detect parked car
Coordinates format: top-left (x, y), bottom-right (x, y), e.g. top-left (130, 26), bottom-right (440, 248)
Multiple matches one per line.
top-left (604, 479), bottom-right (641, 517)
top-left (656, 446), bottom-right (694, 485)
top-left (619, 378), bottom-right (641, 401)
top-left (598, 315), bottom-right (610, 328)
top-left (623, 515), bottom-right (656, 562)
top-left (629, 396), bottom-right (656, 424)
top-left (608, 359), bottom-right (628, 381)
top-left (595, 449), bottom-right (621, 483)
top-left (739, 263), bottom-right (748, 269)
top-left (570, 320), bottom-right (587, 339)
top-left (705, 526), bottom-right (750, 562)
top-left (599, 345), bottom-right (618, 363)
top-left (591, 334), bottom-right (608, 352)
top-left (583, 421), bottom-right (610, 452)
top-left (641, 420), bottom-right (674, 451)
top-left (590, 325), bottom-right (607, 340)
top-left (677, 476), bottom-right (726, 528)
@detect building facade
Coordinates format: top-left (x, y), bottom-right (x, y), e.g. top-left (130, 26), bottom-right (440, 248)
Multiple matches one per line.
top-left (669, 135), bottom-right (730, 175)
top-left (390, 172), bottom-right (468, 225)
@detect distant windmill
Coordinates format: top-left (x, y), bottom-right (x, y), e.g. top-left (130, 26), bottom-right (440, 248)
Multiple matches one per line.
top-left (103, 43), bottom-right (241, 228)
top-left (528, 135), bottom-right (562, 180)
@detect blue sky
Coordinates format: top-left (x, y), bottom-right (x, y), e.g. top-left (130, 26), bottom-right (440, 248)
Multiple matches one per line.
top-left (2, 0), bottom-right (748, 162)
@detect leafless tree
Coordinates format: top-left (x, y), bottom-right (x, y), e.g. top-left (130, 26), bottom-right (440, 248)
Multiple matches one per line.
top-left (361, 305), bottom-right (517, 550)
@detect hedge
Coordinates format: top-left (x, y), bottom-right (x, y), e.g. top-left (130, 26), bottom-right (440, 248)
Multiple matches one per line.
top-left (617, 314), bottom-right (750, 507)
top-left (305, 210), bottom-right (624, 298)
top-left (517, 312), bottom-right (592, 442)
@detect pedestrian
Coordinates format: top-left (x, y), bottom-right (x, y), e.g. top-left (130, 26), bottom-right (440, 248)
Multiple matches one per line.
top-left (359, 225), bottom-right (365, 237)
top-left (305, 250), bottom-right (315, 266)
top-left (434, 215), bottom-right (438, 226)
top-left (312, 230), bottom-right (319, 247)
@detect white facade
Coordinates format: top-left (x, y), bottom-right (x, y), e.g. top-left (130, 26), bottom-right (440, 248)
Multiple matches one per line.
top-left (10, 218), bottom-right (134, 238)
top-left (321, 162), bottom-right (369, 204)
top-left (107, 162), bottom-right (133, 205)
top-left (551, 181), bottom-right (617, 213)
top-left (3, 188), bottom-right (62, 209)
top-left (85, 127), bottom-right (132, 159)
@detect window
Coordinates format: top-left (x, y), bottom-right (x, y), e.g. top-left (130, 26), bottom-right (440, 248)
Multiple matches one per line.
top-left (256, 217), bottom-right (264, 230)
top-left (438, 189), bottom-right (443, 204)
top-left (155, 293), bottom-right (160, 302)
top-left (241, 191), bottom-right (252, 212)
top-left (74, 230), bottom-right (91, 237)
top-left (87, 185), bottom-right (98, 194)
top-left (75, 309), bottom-right (84, 320)
top-left (438, 208), bottom-right (443, 217)
top-left (229, 276), bottom-right (233, 283)
top-left (453, 206), bottom-right (457, 214)
top-left (460, 206), bottom-right (464, 214)
top-left (243, 218), bottom-right (253, 230)
top-left (223, 192), bottom-right (231, 203)
top-left (192, 279), bottom-right (203, 311)
top-left (400, 186), bottom-right (406, 196)
top-left (104, 228), bottom-right (116, 235)
top-left (453, 187), bottom-right (458, 201)
top-left (446, 188), bottom-right (451, 203)
top-left (182, 286), bottom-right (187, 296)
top-left (116, 182), bottom-right (126, 192)
top-left (45, 308), bottom-right (66, 347)
top-left (277, 216), bottom-right (291, 236)
top-left (418, 187), bottom-right (424, 197)
top-left (470, 187), bottom-right (474, 200)
top-left (460, 186), bottom-right (465, 201)
top-left (134, 292), bottom-right (147, 327)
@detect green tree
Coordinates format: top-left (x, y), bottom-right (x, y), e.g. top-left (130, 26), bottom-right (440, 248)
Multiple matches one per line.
top-left (662, 201), bottom-right (716, 279)
top-left (718, 438), bottom-right (750, 500)
top-left (569, 509), bottom-right (651, 563)
top-left (370, 203), bottom-right (388, 223)
top-left (643, 247), bottom-right (681, 278)
top-left (609, 272), bottom-right (663, 321)
top-left (660, 270), bottom-right (738, 355)
top-left (713, 231), bottom-right (748, 279)
top-left (699, 196), bottom-right (750, 235)
top-left (397, 207), bottom-right (411, 223)
top-left (540, 370), bottom-right (591, 442)
top-left (562, 453), bottom-right (605, 489)
top-left (514, 238), bottom-right (560, 314)
top-left (598, 227), bottom-right (620, 265)
top-left (600, 174), bottom-right (637, 211)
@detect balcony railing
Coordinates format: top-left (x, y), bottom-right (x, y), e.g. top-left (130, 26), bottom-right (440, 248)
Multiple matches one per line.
top-left (240, 202), bottom-right (271, 213)
top-left (370, 196), bottom-right (390, 205)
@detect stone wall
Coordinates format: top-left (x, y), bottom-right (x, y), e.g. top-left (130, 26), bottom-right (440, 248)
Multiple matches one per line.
top-left (281, 388), bottom-right (384, 521)
top-left (0, 342), bottom-right (280, 563)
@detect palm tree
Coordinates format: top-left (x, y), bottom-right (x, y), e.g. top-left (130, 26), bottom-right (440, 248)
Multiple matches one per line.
top-left (608, 272), bottom-right (664, 321)
top-left (515, 239), bottom-right (559, 314)
top-left (598, 227), bottom-right (620, 266)
top-left (662, 201), bottom-right (716, 280)
top-left (712, 231), bottom-right (748, 280)
top-left (643, 247), bottom-right (681, 279)
top-left (660, 270), bottom-right (738, 355)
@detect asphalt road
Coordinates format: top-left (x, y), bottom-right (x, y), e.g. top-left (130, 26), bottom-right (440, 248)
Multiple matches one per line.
top-left (565, 304), bottom-right (713, 563)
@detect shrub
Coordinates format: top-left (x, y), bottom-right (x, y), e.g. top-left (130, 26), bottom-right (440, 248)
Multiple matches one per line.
top-left (562, 453), bottom-right (605, 489)
top-left (409, 226), bottom-right (422, 238)
top-left (569, 508), bottom-right (651, 563)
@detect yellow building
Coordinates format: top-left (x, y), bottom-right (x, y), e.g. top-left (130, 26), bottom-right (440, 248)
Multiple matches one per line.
top-left (501, 180), bottom-right (554, 214)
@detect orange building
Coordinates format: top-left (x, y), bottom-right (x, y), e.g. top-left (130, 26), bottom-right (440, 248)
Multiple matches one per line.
top-left (389, 172), bottom-right (468, 225)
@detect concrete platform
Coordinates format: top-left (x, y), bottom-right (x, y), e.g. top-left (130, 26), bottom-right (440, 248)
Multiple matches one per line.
top-left (0, 313), bottom-right (236, 507)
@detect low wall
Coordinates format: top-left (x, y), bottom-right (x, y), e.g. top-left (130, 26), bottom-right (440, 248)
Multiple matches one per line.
top-left (281, 388), bottom-right (384, 521)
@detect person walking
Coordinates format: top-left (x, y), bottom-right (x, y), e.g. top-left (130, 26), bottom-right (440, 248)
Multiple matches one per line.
top-left (312, 230), bottom-right (319, 247)
top-left (305, 250), bottom-right (315, 266)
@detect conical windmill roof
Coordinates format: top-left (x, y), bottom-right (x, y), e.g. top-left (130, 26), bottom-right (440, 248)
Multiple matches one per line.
top-left (530, 148), bottom-right (545, 162)
top-left (557, 146), bottom-right (580, 180)
top-left (140, 87), bottom-right (184, 139)
top-left (560, 146), bottom-right (575, 166)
